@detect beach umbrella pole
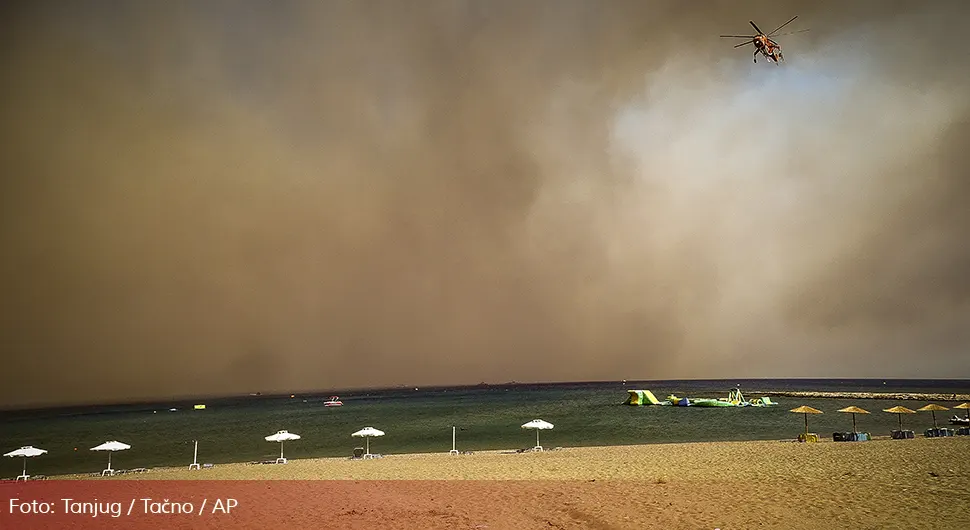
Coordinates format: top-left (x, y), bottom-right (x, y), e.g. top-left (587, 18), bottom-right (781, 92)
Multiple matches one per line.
top-left (22, 457), bottom-right (27, 476)
top-left (366, 437), bottom-right (370, 455)
top-left (536, 429), bottom-right (540, 448)
top-left (852, 413), bottom-right (857, 432)
top-left (107, 452), bottom-right (112, 471)
top-left (280, 441), bottom-right (284, 460)
top-left (897, 413), bottom-right (902, 431)
top-left (452, 427), bottom-right (456, 452)
top-left (932, 411), bottom-right (937, 428)
top-left (804, 413), bottom-right (808, 435)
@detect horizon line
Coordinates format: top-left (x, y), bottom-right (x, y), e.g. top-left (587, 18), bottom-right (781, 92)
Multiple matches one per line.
top-left (3, 376), bottom-right (969, 414)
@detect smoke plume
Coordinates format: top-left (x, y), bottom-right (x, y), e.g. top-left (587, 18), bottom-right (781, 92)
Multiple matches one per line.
top-left (1, 0), bottom-right (969, 408)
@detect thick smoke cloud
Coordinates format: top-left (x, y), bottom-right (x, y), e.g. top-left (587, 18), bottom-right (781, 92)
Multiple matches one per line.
top-left (1, 1), bottom-right (968, 408)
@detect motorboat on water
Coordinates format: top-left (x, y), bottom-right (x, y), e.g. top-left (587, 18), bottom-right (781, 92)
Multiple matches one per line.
top-left (324, 396), bottom-right (343, 407)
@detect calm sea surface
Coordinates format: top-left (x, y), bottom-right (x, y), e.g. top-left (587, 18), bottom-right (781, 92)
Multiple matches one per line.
top-left (2, 379), bottom-right (968, 477)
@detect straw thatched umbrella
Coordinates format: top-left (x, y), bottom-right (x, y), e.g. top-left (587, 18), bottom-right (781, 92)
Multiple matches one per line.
top-left (954, 402), bottom-right (970, 421)
top-left (837, 406), bottom-right (870, 432)
top-left (917, 403), bottom-right (949, 428)
top-left (790, 405), bottom-right (823, 436)
top-left (883, 406), bottom-right (916, 431)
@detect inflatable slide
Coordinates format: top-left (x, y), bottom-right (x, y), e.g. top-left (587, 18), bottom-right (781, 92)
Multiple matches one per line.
top-left (626, 390), bottom-right (672, 406)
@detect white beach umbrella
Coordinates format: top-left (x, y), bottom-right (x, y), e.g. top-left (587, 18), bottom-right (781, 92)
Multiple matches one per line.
top-left (521, 419), bottom-right (554, 450)
top-left (352, 427), bottom-right (385, 456)
top-left (90, 441), bottom-right (131, 474)
top-left (5, 446), bottom-right (47, 480)
top-left (264, 430), bottom-right (301, 463)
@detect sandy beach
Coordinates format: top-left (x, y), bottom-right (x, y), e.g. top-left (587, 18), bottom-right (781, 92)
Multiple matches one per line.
top-left (42, 436), bottom-right (969, 529)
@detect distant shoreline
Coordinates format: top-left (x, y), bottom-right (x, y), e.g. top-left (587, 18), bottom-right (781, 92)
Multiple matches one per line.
top-left (754, 390), bottom-right (970, 401)
top-left (4, 378), bottom-right (969, 413)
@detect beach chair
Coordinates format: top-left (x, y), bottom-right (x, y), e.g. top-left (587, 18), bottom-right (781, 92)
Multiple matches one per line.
top-left (924, 428), bottom-right (954, 438)
top-left (797, 433), bottom-right (819, 443)
top-left (353, 447), bottom-right (365, 459)
top-left (891, 429), bottom-right (915, 439)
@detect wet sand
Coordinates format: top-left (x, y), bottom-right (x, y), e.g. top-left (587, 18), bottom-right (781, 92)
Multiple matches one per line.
top-left (60, 436), bottom-right (970, 529)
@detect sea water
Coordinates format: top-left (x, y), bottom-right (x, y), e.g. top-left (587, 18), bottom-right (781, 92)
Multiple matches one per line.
top-left (2, 378), bottom-right (968, 477)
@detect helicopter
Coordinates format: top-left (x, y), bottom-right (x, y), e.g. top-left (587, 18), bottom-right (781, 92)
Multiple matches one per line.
top-left (720, 16), bottom-right (809, 64)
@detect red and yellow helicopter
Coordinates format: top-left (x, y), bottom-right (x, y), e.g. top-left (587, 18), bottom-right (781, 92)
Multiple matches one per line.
top-left (720, 16), bottom-right (809, 64)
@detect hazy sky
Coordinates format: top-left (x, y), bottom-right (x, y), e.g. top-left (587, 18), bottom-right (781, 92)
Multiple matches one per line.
top-left (2, 0), bottom-right (969, 409)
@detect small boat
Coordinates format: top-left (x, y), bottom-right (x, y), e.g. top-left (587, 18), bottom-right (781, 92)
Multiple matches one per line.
top-left (949, 415), bottom-right (969, 426)
top-left (324, 396), bottom-right (343, 407)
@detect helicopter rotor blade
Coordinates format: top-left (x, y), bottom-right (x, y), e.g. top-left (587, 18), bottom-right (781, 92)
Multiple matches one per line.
top-left (749, 20), bottom-right (765, 34)
top-left (768, 16), bottom-right (798, 36)
top-left (734, 41), bottom-right (754, 48)
top-left (772, 29), bottom-right (810, 37)
top-left (720, 34), bottom-right (755, 38)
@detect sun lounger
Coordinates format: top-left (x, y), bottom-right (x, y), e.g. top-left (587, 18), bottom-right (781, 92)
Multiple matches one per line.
top-left (797, 433), bottom-right (819, 443)
top-left (891, 429), bottom-right (915, 439)
top-left (957, 427), bottom-right (969, 436)
top-left (924, 427), bottom-right (954, 438)
top-left (834, 432), bottom-right (871, 441)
